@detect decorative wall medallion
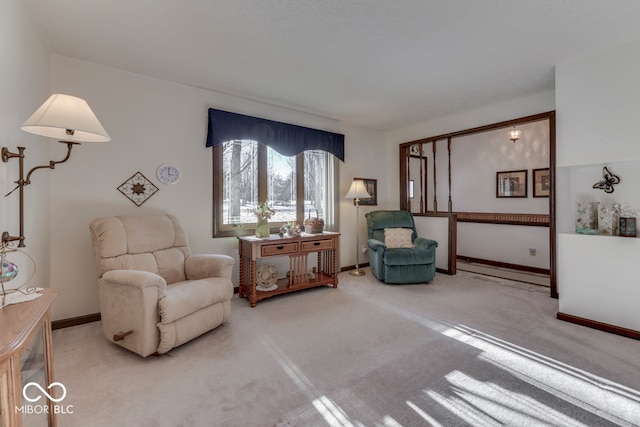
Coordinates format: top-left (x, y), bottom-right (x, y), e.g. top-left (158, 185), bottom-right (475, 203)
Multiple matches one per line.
top-left (592, 166), bottom-right (620, 193)
top-left (117, 172), bottom-right (159, 206)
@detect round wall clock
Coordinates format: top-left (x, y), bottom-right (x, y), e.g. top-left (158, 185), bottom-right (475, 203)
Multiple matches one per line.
top-left (156, 163), bottom-right (180, 184)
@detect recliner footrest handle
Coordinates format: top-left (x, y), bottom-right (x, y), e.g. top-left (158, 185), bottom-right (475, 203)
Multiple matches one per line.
top-left (113, 330), bottom-right (134, 341)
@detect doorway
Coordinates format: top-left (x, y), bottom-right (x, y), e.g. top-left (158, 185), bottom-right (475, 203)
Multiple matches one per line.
top-left (399, 111), bottom-right (557, 298)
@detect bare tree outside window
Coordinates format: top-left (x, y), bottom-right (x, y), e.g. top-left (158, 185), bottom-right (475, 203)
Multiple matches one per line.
top-left (214, 141), bottom-right (334, 236)
top-left (222, 140), bottom-right (257, 224)
top-left (304, 150), bottom-right (326, 220)
top-left (268, 147), bottom-right (296, 223)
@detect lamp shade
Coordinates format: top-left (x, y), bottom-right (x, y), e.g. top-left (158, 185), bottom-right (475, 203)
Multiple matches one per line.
top-left (21, 94), bottom-right (110, 143)
top-left (345, 179), bottom-right (371, 199)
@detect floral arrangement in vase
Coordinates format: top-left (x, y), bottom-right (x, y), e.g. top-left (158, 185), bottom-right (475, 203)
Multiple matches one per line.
top-left (253, 201), bottom-right (275, 220)
top-left (254, 201), bottom-right (275, 237)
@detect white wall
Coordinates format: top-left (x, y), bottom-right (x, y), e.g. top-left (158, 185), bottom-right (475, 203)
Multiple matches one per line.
top-left (448, 122), bottom-right (549, 214)
top-left (556, 38), bottom-right (640, 330)
top-left (451, 121), bottom-right (550, 269)
top-left (458, 223), bottom-right (550, 269)
top-left (556, 39), bottom-right (640, 167)
top-left (48, 56), bottom-right (388, 320)
top-left (390, 91), bottom-right (555, 144)
top-left (0, 0), bottom-right (52, 295)
top-left (338, 122), bottom-right (395, 268)
top-left (556, 38), bottom-right (640, 233)
top-left (389, 92), bottom-right (555, 270)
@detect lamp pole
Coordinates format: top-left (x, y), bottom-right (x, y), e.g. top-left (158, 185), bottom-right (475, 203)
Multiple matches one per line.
top-left (350, 197), bottom-right (365, 276)
top-left (345, 179), bottom-right (371, 276)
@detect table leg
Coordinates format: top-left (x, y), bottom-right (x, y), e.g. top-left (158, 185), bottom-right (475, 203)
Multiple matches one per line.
top-left (332, 248), bottom-right (339, 288)
top-left (238, 256), bottom-right (245, 298)
top-left (250, 260), bottom-right (257, 307)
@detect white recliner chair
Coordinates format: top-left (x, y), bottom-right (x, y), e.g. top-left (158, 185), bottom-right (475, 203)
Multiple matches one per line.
top-left (89, 214), bottom-right (234, 357)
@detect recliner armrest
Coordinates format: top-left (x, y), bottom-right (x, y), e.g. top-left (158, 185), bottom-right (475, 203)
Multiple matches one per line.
top-left (368, 238), bottom-right (386, 251)
top-left (102, 269), bottom-right (167, 294)
top-left (414, 237), bottom-right (438, 251)
top-left (185, 254), bottom-right (235, 281)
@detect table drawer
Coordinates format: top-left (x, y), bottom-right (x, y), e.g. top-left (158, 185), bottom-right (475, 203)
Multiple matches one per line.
top-left (261, 242), bottom-right (299, 257)
top-left (301, 239), bottom-right (334, 252)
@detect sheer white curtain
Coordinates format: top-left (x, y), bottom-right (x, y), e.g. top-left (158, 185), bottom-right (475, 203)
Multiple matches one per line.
top-left (323, 153), bottom-right (340, 232)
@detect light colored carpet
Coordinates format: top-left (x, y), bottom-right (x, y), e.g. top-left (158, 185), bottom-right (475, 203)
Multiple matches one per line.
top-left (51, 269), bottom-right (640, 427)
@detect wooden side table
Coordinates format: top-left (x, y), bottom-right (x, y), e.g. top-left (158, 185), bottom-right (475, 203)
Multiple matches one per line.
top-left (0, 288), bottom-right (58, 427)
top-left (238, 232), bottom-right (340, 307)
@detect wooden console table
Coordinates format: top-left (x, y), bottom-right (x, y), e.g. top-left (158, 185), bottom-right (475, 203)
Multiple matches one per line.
top-left (238, 232), bottom-right (340, 307)
top-left (0, 288), bottom-right (58, 427)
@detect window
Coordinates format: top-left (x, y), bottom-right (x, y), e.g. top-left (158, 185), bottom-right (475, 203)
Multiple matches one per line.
top-left (213, 140), bottom-right (338, 237)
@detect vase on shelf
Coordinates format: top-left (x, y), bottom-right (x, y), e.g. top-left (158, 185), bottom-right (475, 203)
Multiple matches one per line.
top-left (256, 218), bottom-right (270, 238)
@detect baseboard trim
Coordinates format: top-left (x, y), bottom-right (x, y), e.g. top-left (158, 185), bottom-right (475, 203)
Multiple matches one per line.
top-left (457, 255), bottom-right (550, 276)
top-left (557, 312), bottom-right (640, 340)
top-left (52, 313), bottom-right (101, 330)
top-left (340, 263), bottom-right (370, 272)
top-left (49, 262), bottom-right (387, 330)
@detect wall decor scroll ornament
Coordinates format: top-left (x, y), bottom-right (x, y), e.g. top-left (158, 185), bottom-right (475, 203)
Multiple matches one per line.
top-left (117, 172), bottom-right (159, 206)
top-left (592, 166), bottom-right (620, 193)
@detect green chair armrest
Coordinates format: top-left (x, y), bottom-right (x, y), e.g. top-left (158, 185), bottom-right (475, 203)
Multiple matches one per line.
top-left (415, 237), bottom-right (438, 250)
top-left (368, 238), bottom-right (386, 251)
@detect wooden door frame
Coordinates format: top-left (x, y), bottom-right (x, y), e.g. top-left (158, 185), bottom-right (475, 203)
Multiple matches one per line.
top-left (399, 111), bottom-right (557, 298)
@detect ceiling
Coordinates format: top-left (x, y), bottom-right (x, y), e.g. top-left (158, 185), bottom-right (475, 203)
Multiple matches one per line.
top-left (25, 0), bottom-right (640, 131)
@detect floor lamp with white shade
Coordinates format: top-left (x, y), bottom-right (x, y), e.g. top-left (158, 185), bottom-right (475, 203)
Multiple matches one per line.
top-left (345, 179), bottom-right (371, 276)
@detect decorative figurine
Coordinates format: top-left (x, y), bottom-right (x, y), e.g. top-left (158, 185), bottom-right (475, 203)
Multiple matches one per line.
top-left (592, 166), bottom-right (620, 193)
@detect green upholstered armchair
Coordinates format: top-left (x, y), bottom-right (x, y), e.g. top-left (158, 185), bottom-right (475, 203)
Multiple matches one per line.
top-left (365, 210), bottom-right (438, 284)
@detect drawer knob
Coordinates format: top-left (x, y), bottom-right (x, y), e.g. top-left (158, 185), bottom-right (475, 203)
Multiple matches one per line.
top-left (276, 246), bottom-right (284, 250)
top-left (313, 242), bottom-right (321, 246)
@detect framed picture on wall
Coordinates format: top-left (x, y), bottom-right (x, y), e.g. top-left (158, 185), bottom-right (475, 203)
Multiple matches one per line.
top-left (496, 170), bottom-right (527, 198)
top-left (355, 177), bottom-right (377, 205)
top-left (533, 168), bottom-right (550, 197)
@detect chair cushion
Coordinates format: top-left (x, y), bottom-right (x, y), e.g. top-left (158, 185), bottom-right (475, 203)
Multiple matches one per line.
top-left (159, 278), bottom-right (233, 324)
top-left (366, 210), bottom-right (418, 243)
top-left (384, 228), bottom-right (415, 248)
top-left (384, 247), bottom-right (435, 266)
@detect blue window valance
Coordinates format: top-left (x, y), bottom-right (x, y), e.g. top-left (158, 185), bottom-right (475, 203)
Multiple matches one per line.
top-left (206, 108), bottom-right (345, 161)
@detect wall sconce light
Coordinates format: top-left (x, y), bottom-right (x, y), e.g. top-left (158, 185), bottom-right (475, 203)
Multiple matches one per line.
top-left (344, 179), bottom-right (371, 276)
top-left (2, 94), bottom-right (110, 247)
top-left (508, 126), bottom-right (522, 143)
